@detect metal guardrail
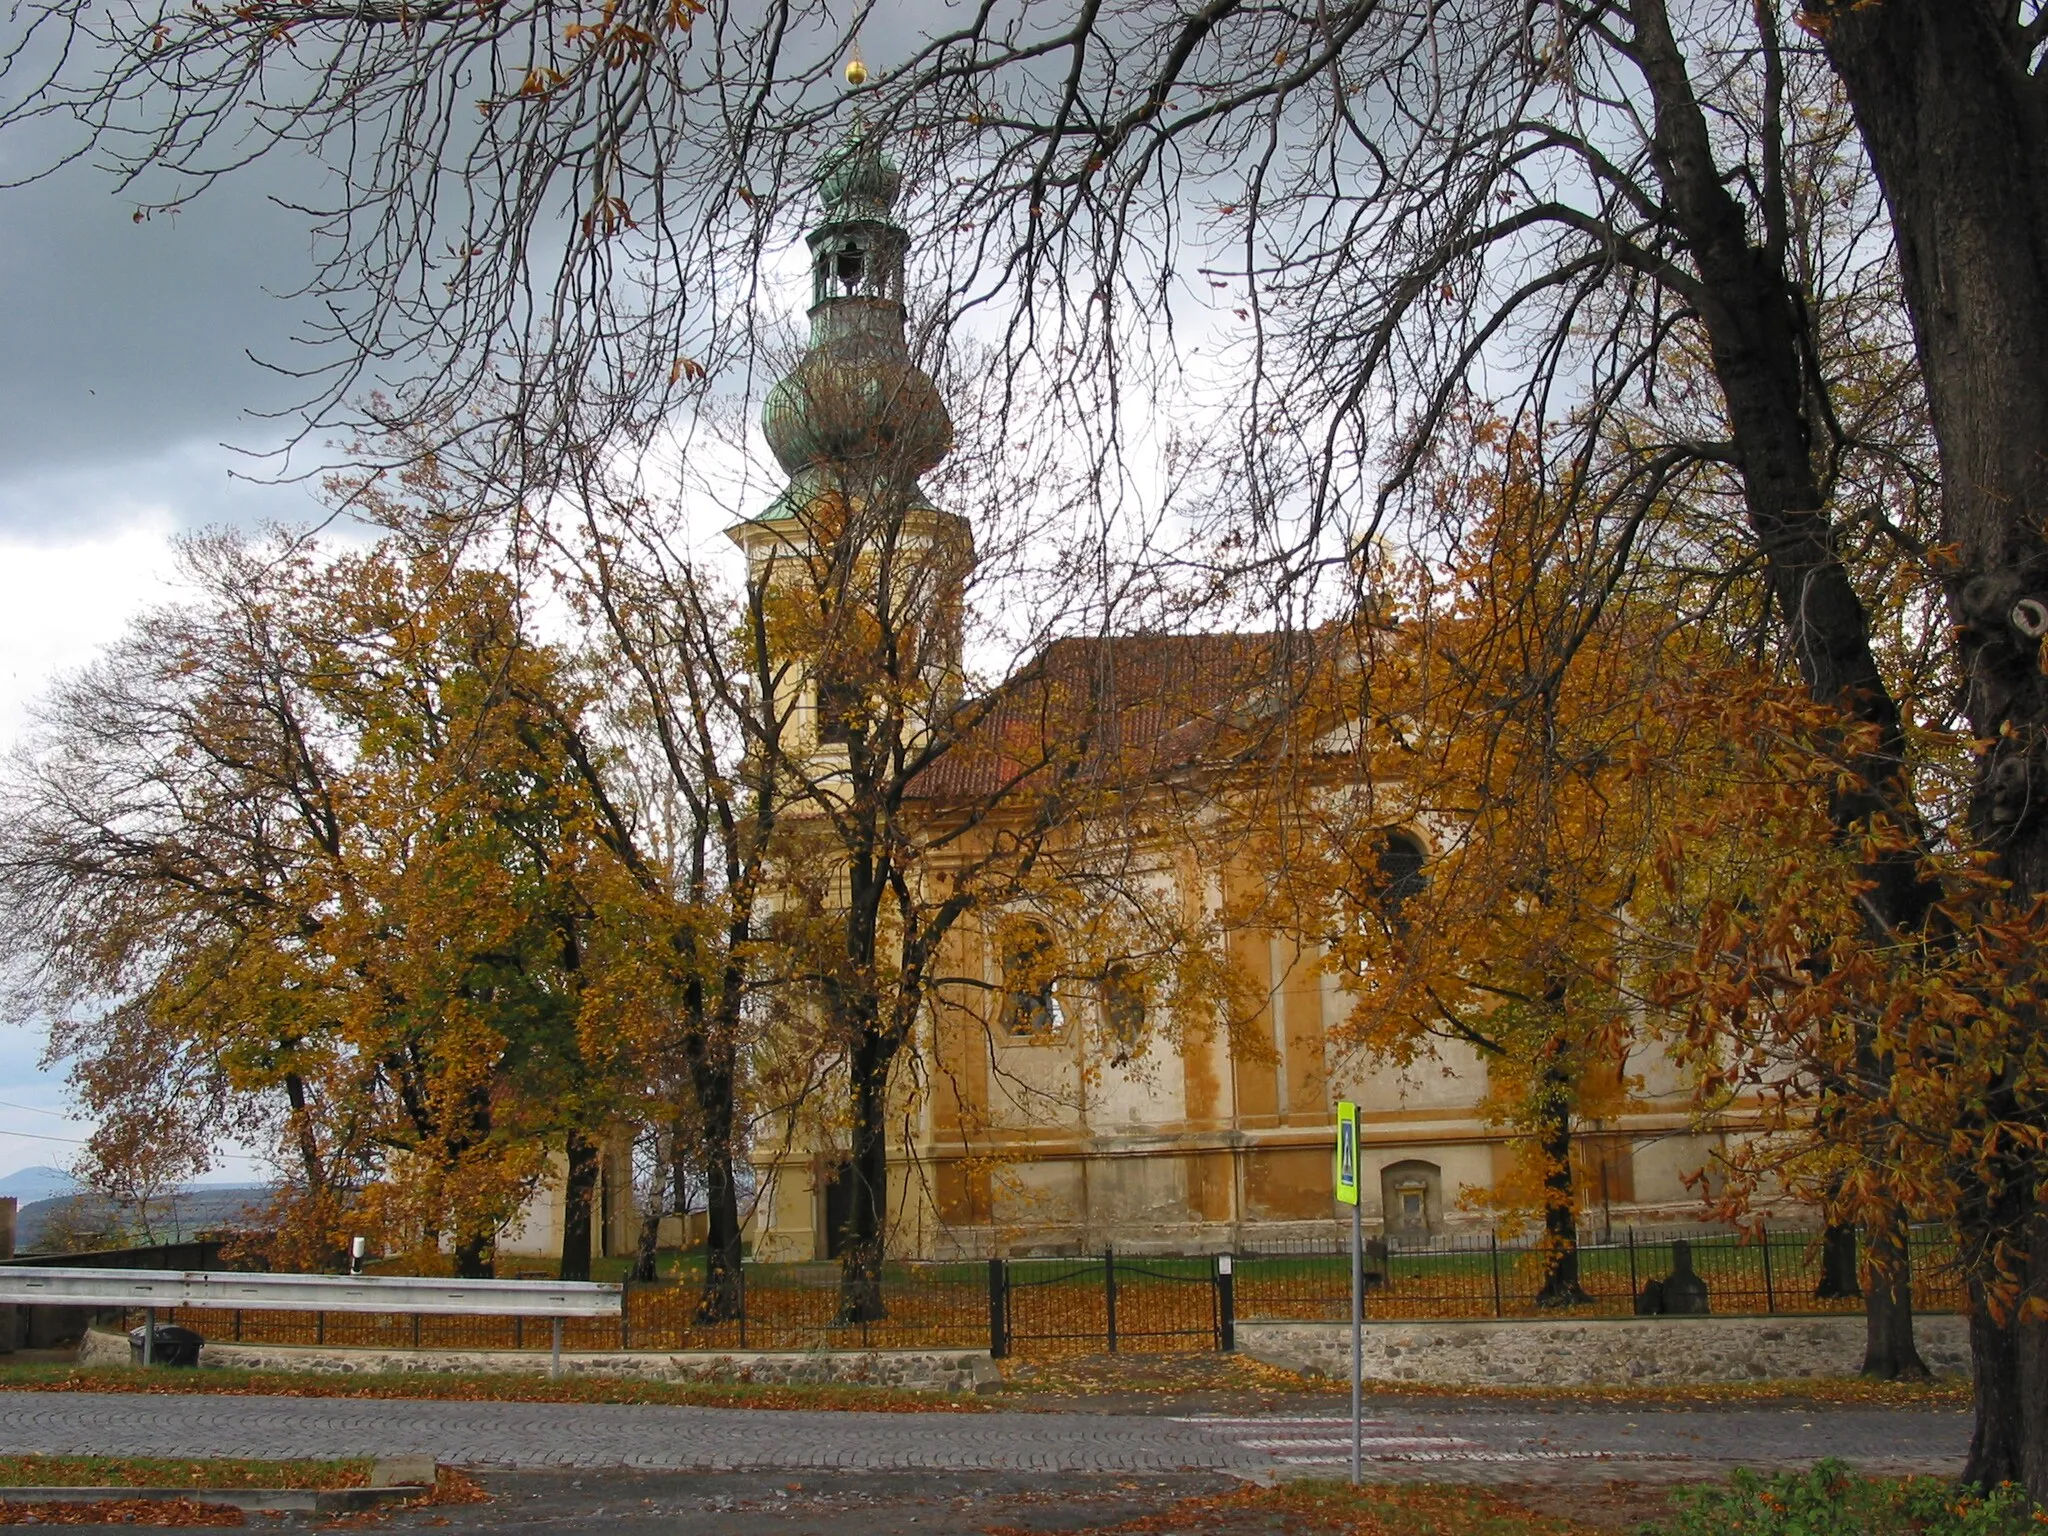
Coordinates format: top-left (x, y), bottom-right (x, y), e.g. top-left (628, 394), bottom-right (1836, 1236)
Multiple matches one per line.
top-left (0, 1268), bottom-right (621, 1375)
top-left (0, 1268), bottom-right (620, 1317)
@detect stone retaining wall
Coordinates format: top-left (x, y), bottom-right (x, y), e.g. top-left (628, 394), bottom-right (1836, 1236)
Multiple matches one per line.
top-left (77, 1327), bottom-right (999, 1392)
top-left (1236, 1313), bottom-right (1971, 1387)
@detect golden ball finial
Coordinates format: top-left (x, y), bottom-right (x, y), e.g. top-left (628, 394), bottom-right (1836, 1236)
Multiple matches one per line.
top-left (844, 52), bottom-right (868, 87)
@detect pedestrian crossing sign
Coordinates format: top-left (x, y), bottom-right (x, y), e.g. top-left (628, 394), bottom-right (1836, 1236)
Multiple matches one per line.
top-left (1335, 1100), bottom-right (1359, 1206)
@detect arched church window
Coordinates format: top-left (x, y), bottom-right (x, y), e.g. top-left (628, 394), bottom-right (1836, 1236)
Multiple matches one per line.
top-left (1101, 961), bottom-right (1147, 1063)
top-left (1376, 829), bottom-right (1427, 918)
top-left (1000, 920), bottom-right (1064, 1038)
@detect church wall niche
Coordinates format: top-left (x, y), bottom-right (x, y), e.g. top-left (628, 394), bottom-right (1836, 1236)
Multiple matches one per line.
top-left (1379, 1157), bottom-right (1443, 1240)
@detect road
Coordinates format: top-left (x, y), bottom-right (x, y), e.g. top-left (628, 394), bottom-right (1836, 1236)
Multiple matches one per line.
top-left (0, 1390), bottom-right (1969, 1481)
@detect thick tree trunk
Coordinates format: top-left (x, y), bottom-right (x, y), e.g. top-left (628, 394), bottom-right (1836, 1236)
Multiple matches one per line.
top-left (689, 1054), bottom-right (745, 1325)
top-left (1860, 1210), bottom-right (1927, 1380)
top-left (837, 1034), bottom-right (890, 1325)
top-left (1533, 1049), bottom-right (1590, 1309)
top-left (559, 1130), bottom-right (599, 1283)
top-left (1632, 2), bottom-right (1933, 941)
top-left (1805, 2), bottom-right (2048, 1496)
top-left (452, 1230), bottom-right (494, 1280)
top-left (1816, 1222), bottom-right (1860, 1300)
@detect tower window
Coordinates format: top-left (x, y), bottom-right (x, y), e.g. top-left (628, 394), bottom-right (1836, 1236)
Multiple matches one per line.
top-left (835, 242), bottom-right (865, 292)
top-left (816, 673), bottom-right (862, 746)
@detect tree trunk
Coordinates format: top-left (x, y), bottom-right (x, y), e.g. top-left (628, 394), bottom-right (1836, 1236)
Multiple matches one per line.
top-left (631, 1209), bottom-right (661, 1283)
top-left (837, 1034), bottom-right (890, 1325)
top-left (1632, 1), bottom-right (1934, 941)
top-left (1816, 1222), bottom-right (1860, 1300)
top-left (689, 1054), bottom-right (745, 1325)
top-left (1805, 2), bottom-right (2048, 1495)
top-left (452, 1230), bottom-right (494, 1280)
top-left (281, 1072), bottom-right (325, 1193)
top-left (1860, 1210), bottom-right (1927, 1380)
top-left (559, 1130), bottom-right (599, 1283)
top-left (1533, 1048), bottom-right (1591, 1309)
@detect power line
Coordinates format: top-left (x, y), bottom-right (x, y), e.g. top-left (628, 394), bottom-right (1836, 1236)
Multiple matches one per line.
top-left (0, 1127), bottom-right (85, 1145)
top-left (0, 1099), bottom-right (74, 1120)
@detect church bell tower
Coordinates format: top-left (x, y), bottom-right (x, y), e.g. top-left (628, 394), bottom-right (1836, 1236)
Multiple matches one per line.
top-left (727, 126), bottom-right (974, 747)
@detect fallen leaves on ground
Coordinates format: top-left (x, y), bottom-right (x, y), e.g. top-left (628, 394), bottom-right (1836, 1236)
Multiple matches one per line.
top-left (0, 1458), bottom-right (367, 1492)
top-left (989, 1351), bottom-right (1967, 1410)
top-left (984, 1480), bottom-right (1624, 1534)
top-left (0, 1365), bottom-right (986, 1414)
top-left (425, 1469), bottom-right (487, 1507)
top-left (0, 1499), bottom-right (245, 1526)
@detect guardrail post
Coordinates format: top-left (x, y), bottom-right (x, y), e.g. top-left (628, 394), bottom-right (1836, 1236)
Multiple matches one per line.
top-left (1489, 1234), bottom-right (1502, 1318)
top-left (142, 1307), bottom-right (155, 1365)
top-left (315, 1310), bottom-right (325, 1346)
top-left (1214, 1255), bottom-right (1235, 1352)
top-left (233, 1309), bottom-right (242, 1344)
top-left (1104, 1246), bottom-right (1118, 1354)
top-left (551, 1316), bottom-right (563, 1380)
top-left (411, 1313), bottom-right (421, 1350)
top-left (987, 1258), bottom-right (1008, 1359)
top-left (1760, 1222), bottom-right (1775, 1313)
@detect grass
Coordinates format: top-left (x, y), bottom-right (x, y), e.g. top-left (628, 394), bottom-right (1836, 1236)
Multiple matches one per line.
top-left (1235, 1231), bottom-right (1966, 1321)
top-left (986, 1479), bottom-right (1646, 1534)
top-left (0, 1456), bottom-right (368, 1490)
top-left (1020, 1473), bottom-right (2047, 1536)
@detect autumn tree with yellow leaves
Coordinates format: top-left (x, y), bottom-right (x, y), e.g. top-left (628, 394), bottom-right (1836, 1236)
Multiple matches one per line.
top-left (1265, 436), bottom-right (1726, 1305)
top-left (0, 530), bottom-right (649, 1277)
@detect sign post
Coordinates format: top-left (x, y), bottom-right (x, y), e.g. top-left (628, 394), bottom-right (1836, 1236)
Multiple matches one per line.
top-left (1334, 1100), bottom-right (1362, 1484)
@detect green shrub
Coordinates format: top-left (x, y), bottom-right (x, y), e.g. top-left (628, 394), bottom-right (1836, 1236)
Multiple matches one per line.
top-left (1646, 1461), bottom-right (2041, 1536)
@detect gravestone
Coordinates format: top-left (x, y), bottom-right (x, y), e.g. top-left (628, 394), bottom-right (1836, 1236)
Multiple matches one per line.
top-left (1633, 1238), bottom-right (1711, 1315)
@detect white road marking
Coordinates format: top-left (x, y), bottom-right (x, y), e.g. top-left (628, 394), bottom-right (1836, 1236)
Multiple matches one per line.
top-left (1237, 1437), bottom-right (1471, 1451)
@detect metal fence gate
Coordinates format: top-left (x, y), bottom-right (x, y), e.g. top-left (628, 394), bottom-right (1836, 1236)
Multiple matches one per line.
top-left (988, 1248), bottom-right (1232, 1358)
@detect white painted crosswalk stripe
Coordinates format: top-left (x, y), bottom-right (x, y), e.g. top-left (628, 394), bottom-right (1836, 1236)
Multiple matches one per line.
top-left (1237, 1437), bottom-right (1471, 1450)
top-left (1176, 1415), bottom-right (1676, 1469)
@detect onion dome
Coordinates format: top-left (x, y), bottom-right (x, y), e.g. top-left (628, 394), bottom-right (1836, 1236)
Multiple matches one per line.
top-left (819, 135), bottom-right (902, 224)
top-left (757, 128), bottom-right (952, 517)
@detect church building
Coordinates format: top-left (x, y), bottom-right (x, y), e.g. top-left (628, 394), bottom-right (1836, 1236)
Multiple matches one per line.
top-left (728, 130), bottom-right (1733, 1263)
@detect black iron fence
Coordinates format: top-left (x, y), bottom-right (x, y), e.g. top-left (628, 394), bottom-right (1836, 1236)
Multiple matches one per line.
top-left (132, 1260), bottom-right (989, 1355)
top-left (1234, 1223), bottom-right (1965, 1322)
top-left (122, 1224), bottom-right (1960, 1361)
top-left (991, 1250), bottom-right (1230, 1357)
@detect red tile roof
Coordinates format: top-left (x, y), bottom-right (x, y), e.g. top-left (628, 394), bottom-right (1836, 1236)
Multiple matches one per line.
top-left (911, 630), bottom-right (1300, 802)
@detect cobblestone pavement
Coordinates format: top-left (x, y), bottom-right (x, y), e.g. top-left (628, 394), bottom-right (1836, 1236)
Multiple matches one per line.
top-left (0, 1391), bottom-right (1970, 1482)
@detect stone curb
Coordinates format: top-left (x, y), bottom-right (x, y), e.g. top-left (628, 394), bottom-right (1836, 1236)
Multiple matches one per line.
top-left (78, 1327), bottom-right (1001, 1393)
top-left (0, 1484), bottom-right (429, 1512)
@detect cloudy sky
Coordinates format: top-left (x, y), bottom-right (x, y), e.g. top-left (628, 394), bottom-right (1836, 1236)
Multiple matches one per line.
top-left (0, 131), bottom-right (334, 1181)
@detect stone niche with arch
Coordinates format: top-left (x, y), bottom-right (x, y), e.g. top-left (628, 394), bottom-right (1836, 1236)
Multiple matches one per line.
top-left (1379, 1158), bottom-right (1444, 1242)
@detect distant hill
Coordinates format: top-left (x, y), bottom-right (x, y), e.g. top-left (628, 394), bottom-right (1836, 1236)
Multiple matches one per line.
top-left (12, 1185), bottom-right (273, 1255)
top-left (0, 1166), bottom-right (81, 1203)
